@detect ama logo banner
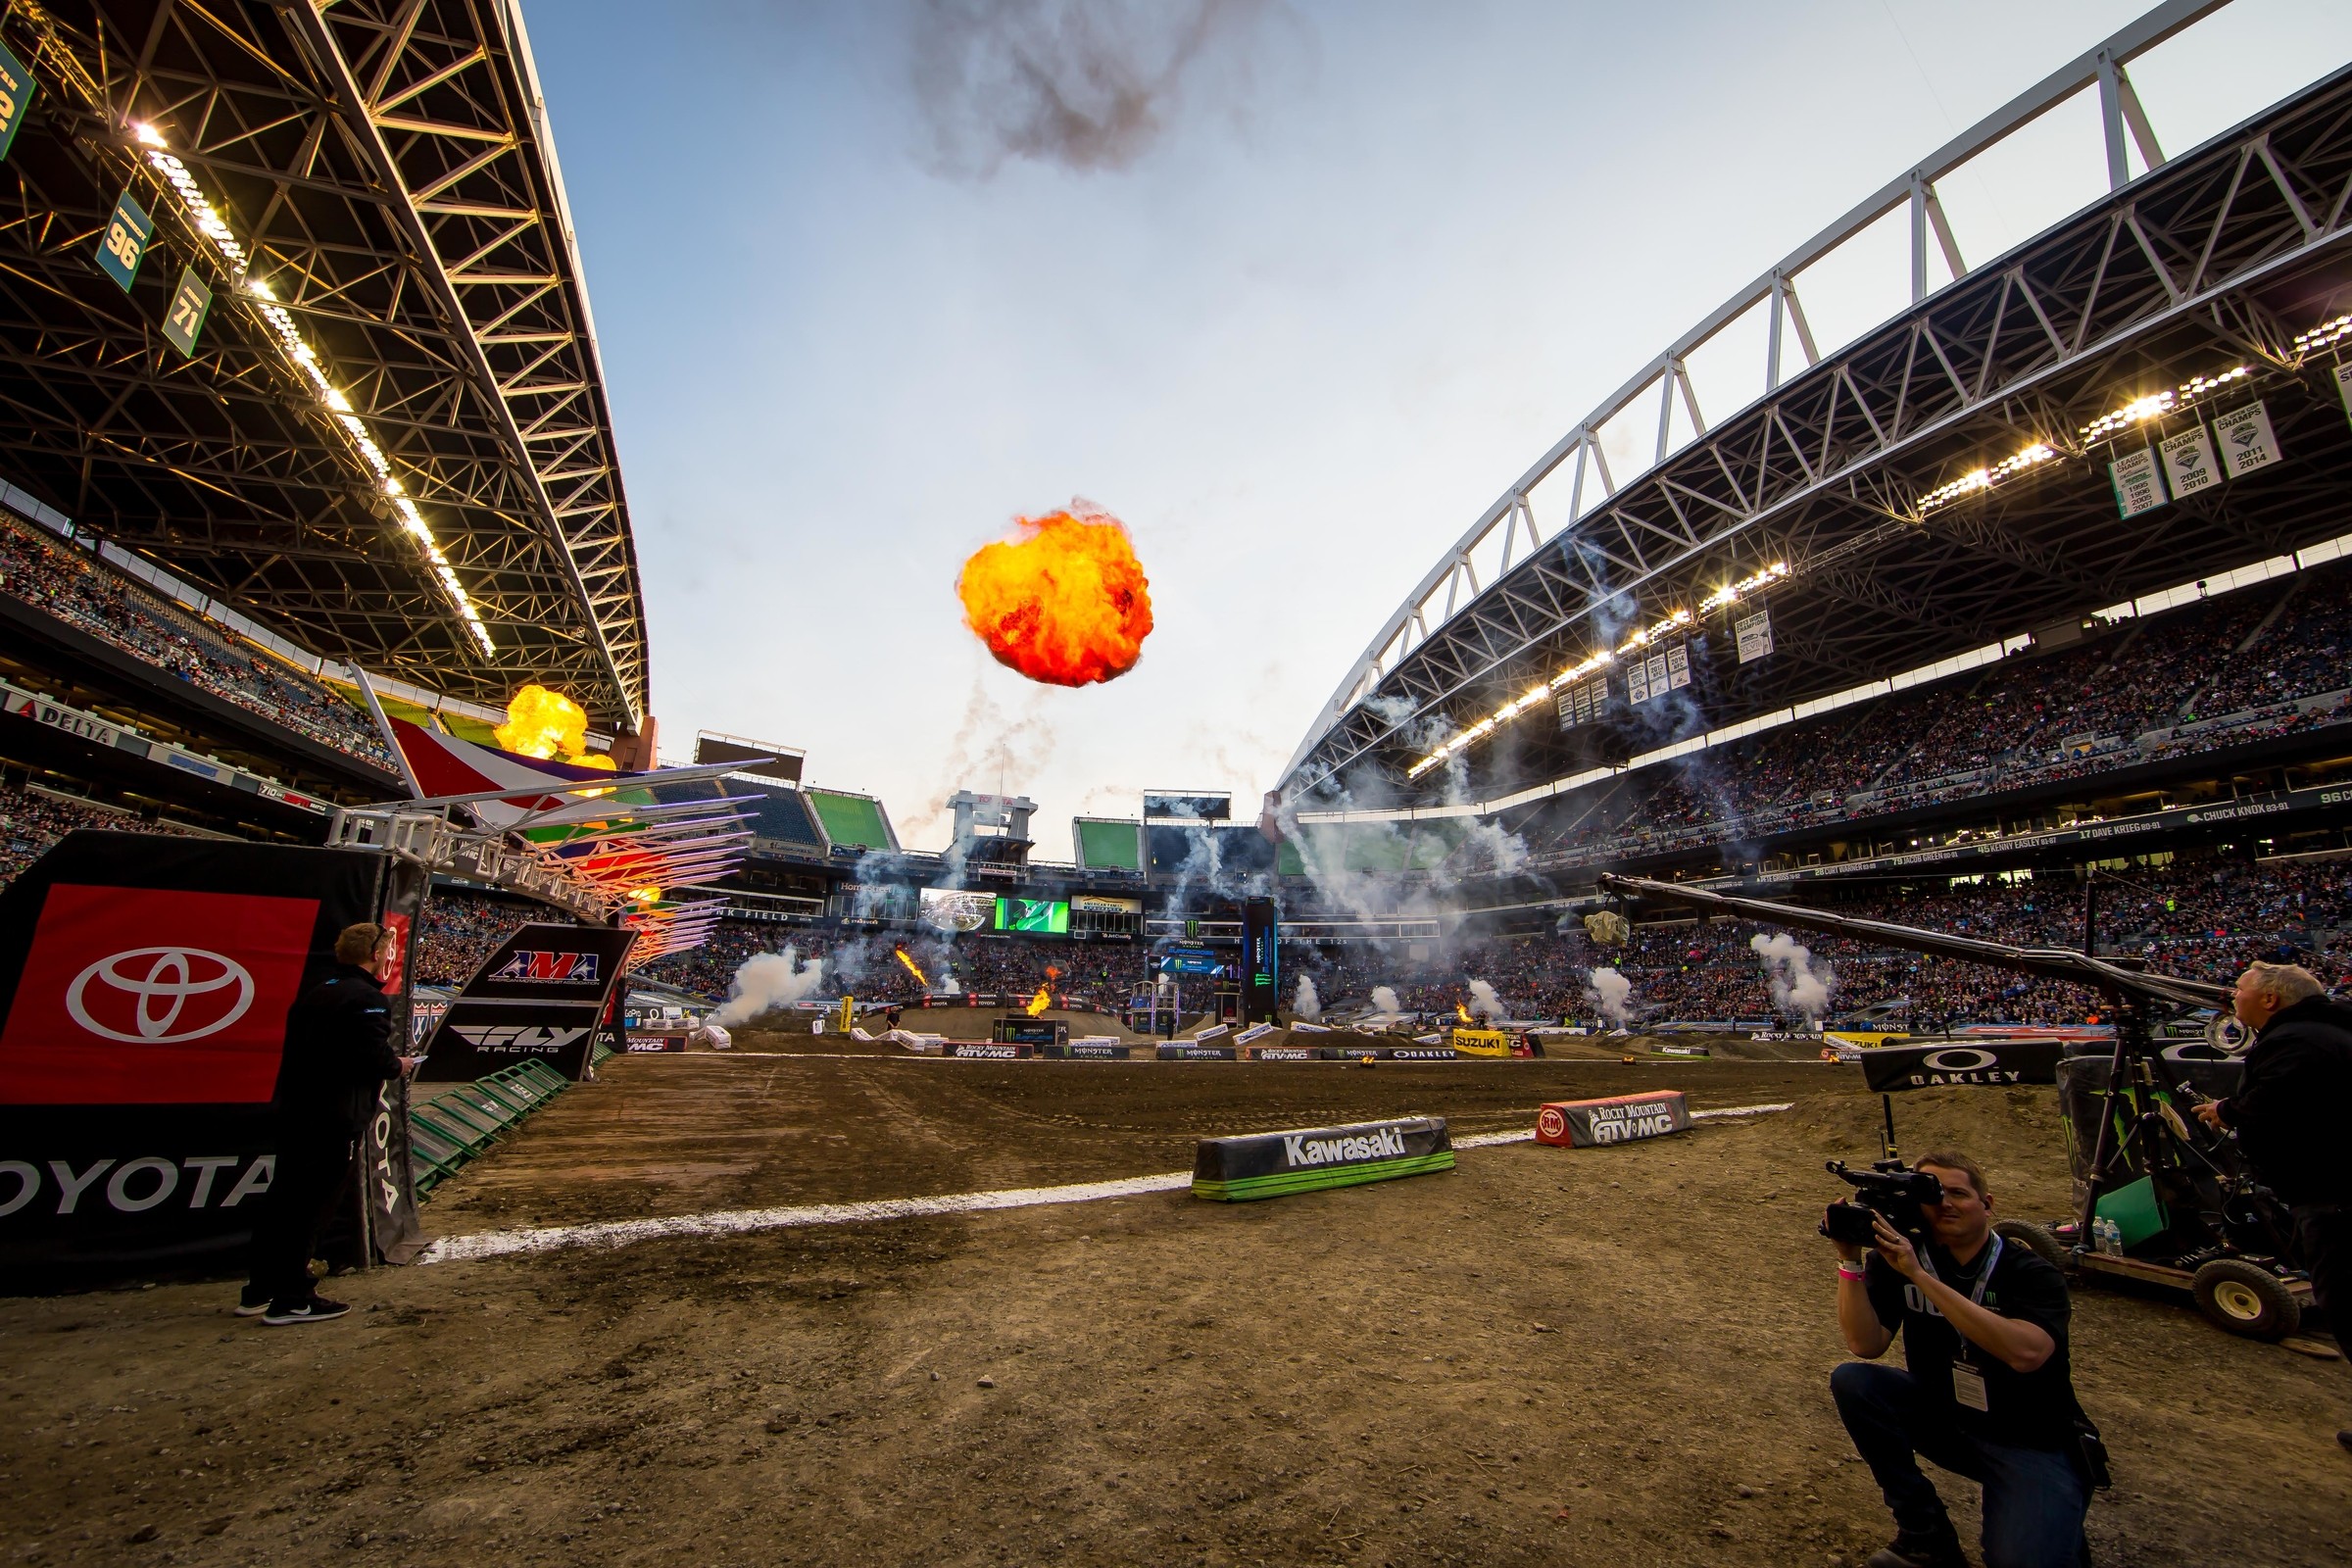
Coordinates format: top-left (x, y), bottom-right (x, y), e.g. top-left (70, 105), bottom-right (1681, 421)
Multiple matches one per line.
top-left (418, 921), bottom-right (636, 1083)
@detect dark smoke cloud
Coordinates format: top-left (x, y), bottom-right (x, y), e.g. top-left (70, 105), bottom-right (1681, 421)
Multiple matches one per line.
top-left (909, 0), bottom-right (1274, 175)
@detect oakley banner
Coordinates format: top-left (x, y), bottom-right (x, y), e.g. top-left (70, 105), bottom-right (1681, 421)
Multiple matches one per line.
top-left (417, 923), bottom-right (638, 1083)
top-left (1860, 1039), bottom-right (2064, 1093)
top-left (0, 833), bottom-right (390, 1274)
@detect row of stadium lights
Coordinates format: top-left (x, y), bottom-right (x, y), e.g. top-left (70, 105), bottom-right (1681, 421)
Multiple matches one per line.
top-left (1405, 563), bottom-right (1789, 779)
top-left (131, 123), bottom-right (497, 658)
top-left (1408, 315), bottom-right (2352, 781)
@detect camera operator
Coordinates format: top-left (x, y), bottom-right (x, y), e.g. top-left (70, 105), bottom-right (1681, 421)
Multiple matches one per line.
top-left (1829, 1151), bottom-right (2089, 1568)
top-left (2192, 961), bottom-right (2352, 1453)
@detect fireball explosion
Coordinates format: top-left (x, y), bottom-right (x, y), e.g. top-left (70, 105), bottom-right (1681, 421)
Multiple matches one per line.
top-left (956, 506), bottom-right (1152, 687)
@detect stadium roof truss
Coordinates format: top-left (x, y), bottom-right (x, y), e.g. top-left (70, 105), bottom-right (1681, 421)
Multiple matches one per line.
top-left (0, 0), bottom-right (648, 726)
top-left (1282, 0), bottom-right (2352, 805)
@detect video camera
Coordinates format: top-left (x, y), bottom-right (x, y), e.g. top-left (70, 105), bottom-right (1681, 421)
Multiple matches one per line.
top-left (1820, 1158), bottom-right (1945, 1249)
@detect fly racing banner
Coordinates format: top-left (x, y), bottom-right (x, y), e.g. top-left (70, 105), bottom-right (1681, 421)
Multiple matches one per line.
top-left (1536, 1091), bottom-right (1689, 1148)
top-left (416, 922), bottom-right (637, 1083)
top-left (1860, 1039), bottom-right (2064, 1092)
top-left (1193, 1115), bottom-right (1452, 1201)
top-left (0, 832), bottom-right (392, 1276)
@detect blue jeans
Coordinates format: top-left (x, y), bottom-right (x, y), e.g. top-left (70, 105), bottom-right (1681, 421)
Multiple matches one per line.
top-left (1831, 1360), bottom-right (2088, 1568)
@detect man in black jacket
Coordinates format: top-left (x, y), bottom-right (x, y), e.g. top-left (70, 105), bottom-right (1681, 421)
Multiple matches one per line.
top-left (2195, 961), bottom-right (2352, 1452)
top-left (238, 923), bottom-right (416, 1325)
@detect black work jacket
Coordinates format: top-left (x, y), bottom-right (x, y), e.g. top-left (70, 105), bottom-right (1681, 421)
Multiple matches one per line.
top-left (2220, 994), bottom-right (2352, 1205)
top-left (271, 962), bottom-right (402, 1138)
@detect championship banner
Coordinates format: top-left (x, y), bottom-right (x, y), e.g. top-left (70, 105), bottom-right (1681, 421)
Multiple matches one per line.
top-left (417, 922), bottom-right (637, 1083)
top-left (1536, 1091), bottom-right (1690, 1148)
top-left (1859, 1039), bottom-right (2063, 1092)
top-left (1193, 1116), bottom-right (1453, 1200)
top-left (0, 833), bottom-right (392, 1274)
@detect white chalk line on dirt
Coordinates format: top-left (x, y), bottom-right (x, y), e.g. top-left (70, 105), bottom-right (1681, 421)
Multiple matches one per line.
top-left (415, 1102), bottom-right (1795, 1267)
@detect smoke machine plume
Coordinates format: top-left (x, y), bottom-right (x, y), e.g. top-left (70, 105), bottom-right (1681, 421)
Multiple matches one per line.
top-left (957, 505), bottom-right (1153, 686)
top-left (1750, 932), bottom-right (1833, 1022)
top-left (713, 948), bottom-right (827, 1027)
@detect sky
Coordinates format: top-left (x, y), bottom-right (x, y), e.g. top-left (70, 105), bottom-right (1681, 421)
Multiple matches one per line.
top-left (521, 0), bottom-right (2352, 854)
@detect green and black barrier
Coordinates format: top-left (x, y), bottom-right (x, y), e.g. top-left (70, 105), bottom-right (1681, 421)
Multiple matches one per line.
top-left (408, 1059), bottom-right (571, 1198)
top-left (1193, 1116), bottom-right (1453, 1200)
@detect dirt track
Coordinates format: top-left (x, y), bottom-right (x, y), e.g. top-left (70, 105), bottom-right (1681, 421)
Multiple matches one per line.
top-left (1, 1050), bottom-right (2344, 1566)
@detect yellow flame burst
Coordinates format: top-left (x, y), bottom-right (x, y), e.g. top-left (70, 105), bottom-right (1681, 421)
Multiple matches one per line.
top-left (894, 948), bottom-right (928, 987)
top-left (1026, 985), bottom-right (1052, 1017)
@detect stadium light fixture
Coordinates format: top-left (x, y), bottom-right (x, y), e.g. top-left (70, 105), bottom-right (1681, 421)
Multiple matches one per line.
top-left (2078, 365), bottom-right (2250, 443)
top-left (1403, 563), bottom-right (1791, 779)
top-left (1915, 442), bottom-right (2057, 516)
top-left (128, 122), bottom-right (496, 658)
top-left (2292, 314), bottom-right (2352, 356)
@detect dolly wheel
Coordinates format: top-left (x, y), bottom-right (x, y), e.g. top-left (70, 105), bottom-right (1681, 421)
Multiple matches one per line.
top-left (2191, 1259), bottom-right (2300, 1341)
top-left (1994, 1219), bottom-right (2072, 1275)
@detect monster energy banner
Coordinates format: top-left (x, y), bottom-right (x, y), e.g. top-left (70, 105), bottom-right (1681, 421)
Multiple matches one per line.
top-left (1861, 1039), bottom-right (2064, 1092)
top-left (417, 922), bottom-right (637, 1084)
top-left (1193, 1116), bottom-right (1453, 1200)
top-left (1535, 1091), bottom-right (1690, 1148)
top-left (0, 833), bottom-right (397, 1275)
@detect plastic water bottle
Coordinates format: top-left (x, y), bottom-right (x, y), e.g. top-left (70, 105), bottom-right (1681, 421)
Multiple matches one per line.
top-left (2093, 1217), bottom-right (2122, 1256)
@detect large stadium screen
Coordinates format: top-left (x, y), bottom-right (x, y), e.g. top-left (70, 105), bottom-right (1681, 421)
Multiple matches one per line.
top-left (919, 887), bottom-right (993, 933)
top-left (994, 897), bottom-right (1070, 934)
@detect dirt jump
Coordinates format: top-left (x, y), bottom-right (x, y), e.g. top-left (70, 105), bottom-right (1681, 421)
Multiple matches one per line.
top-left (1, 1049), bottom-right (2342, 1566)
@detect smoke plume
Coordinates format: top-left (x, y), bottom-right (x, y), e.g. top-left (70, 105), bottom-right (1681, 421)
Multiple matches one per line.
top-left (1750, 932), bottom-right (1833, 1022)
top-left (1292, 974), bottom-right (1321, 1021)
top-left (1370, 984), bottom-right (1402, 1015)
top-left (1585, 966), bottom-right (1634, 1029)
top-left (908, 0), bottom-right (1272, 176)
top-left (1466, 979), bottom-right (1504, 1020)
top-left (713, 946), bottom-right (828, 1026)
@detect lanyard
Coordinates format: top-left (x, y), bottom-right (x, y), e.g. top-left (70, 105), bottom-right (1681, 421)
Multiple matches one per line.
top-left (1922, 1235), bottom-right (2002, 1366)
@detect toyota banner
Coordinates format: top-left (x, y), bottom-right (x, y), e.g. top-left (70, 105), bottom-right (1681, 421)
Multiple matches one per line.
top-left (0, 832), bottom-right (403, 1277)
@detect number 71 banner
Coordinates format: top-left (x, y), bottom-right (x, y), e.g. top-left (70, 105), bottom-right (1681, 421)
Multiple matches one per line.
top-left (162, 268), bottom-right (213, 357)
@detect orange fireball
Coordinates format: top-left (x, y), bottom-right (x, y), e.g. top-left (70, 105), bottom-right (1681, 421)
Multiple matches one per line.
top-left (956, 507), bottom-right (1152, 686)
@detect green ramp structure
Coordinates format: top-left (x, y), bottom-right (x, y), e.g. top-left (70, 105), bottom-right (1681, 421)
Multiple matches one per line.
top-left (1192, 1116), bottom-right (1454, 1201)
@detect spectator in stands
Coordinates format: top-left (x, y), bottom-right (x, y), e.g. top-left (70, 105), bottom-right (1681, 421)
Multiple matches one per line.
top-left (240, 924), bottom-right (416, 1326)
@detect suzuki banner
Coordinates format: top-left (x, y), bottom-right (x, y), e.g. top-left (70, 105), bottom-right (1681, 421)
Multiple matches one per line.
top-left (0, 833), bottom-right (395, 1276)
top-left (417, 921), bottom-right (637, 1083)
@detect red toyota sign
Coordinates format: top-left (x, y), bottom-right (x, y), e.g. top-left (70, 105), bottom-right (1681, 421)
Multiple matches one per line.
top-left (0, 884), bottom-right (318, 1103)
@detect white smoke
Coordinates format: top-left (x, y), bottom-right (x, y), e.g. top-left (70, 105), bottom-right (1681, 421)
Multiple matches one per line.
top-left (1466, 978), bottom-right (1504, 1020)
top-left (713, 946), bottom-right (827, 1026)
top-left (1751, 932), bottom-right (1832, 1022)
top-left (1585, 966), bottom-right (1634, 1029)
top-left (1292, 974), bottom-right (1322, 1021)
top-left (1370, 984), bottom-right (1402, 1015)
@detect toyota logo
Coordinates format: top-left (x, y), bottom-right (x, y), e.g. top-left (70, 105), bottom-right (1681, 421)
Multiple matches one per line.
top-left (1921, 1047), bottom-right (1999, 1072)
top-left (66, 947), bottom-right (256, 1044)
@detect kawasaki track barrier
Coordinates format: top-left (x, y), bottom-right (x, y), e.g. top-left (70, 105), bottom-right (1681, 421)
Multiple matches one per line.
top-left (1193, 1117), bottom-right (1453, 1201)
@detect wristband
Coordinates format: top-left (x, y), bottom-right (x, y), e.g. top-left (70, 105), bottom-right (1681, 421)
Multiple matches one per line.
top-left (1837, 1262), bottom-right (1867, 1281)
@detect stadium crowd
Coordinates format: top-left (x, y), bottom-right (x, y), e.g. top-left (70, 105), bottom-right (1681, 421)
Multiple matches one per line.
top-left (0, 517), bottom-right (395, 767)
top-left (1520, 564), bottom-right (2352, 868)
top-left (0, 782), bottom-right (203, 889)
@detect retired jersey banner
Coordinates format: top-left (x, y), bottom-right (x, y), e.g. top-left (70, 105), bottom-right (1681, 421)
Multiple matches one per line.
top-left (1193, 1116), bottom-right (1452, 1200)
top-left (0, 833), bottom-right (391, 1274)
top-left (416, 922), bottom-right (636, 1083)
top-left (1859, 1039), bottom-right (2063, 1093)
